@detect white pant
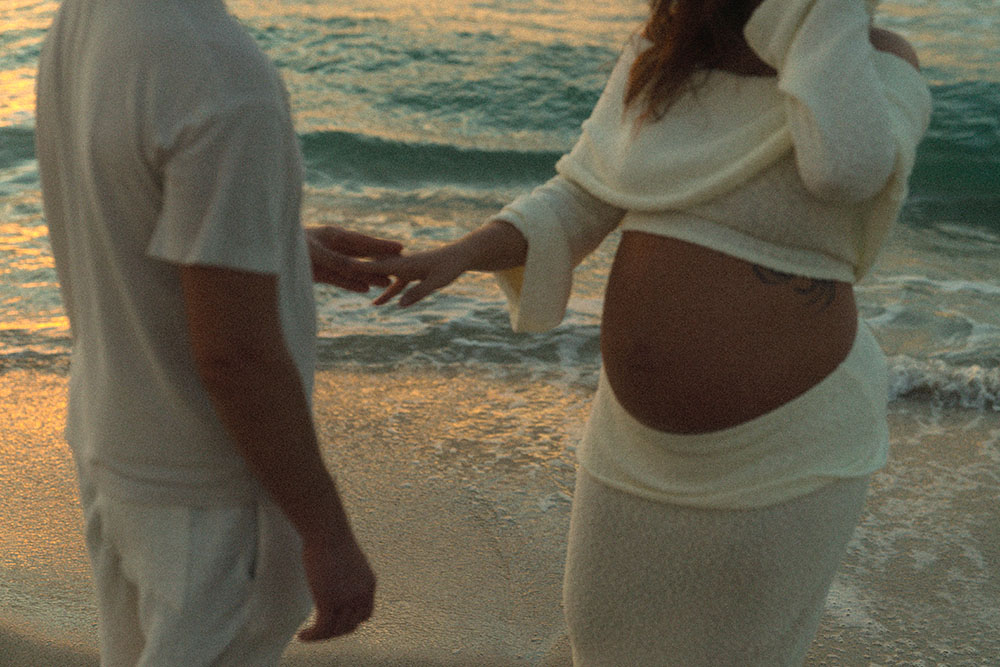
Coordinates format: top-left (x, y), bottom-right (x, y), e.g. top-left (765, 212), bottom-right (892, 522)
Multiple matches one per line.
top-left (76, 466), bottom-right (312, 666)
top-left (564, 468), bottom-right (870, 666)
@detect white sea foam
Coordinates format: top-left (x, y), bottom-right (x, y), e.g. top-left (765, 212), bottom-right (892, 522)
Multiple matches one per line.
top-left (880, 274), bottom-right (1000, 297)
top-left (888, 355), bottom-right (1000, 410)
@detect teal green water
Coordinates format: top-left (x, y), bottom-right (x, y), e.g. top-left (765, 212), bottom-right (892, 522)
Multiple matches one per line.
top-left (2, 0), bottom-right (999, 410)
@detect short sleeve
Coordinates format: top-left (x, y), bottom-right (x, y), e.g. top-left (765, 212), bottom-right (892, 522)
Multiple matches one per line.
top-left (148, 100), bottom-right (302, 273)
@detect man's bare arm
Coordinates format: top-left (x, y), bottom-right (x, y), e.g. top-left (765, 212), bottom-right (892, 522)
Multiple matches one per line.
top-left (180, 265), bottom-right (375, 640)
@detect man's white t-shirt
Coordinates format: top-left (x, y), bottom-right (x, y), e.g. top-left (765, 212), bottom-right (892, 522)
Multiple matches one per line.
top-left (36, 0), bottom-right (317, 505)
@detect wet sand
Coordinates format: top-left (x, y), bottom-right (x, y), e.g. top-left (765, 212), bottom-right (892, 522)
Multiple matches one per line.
top-left (0, 368), bottom-right (574, 665)
top-left (1, 368), bottom-right (997, 665)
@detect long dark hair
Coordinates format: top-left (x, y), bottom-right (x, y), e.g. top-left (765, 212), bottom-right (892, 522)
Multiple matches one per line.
top-left (625, 0), bottom-right (764, 120)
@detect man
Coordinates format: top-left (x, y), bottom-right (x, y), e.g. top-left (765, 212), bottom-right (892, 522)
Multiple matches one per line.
top-left (35, 0), bottom-right (396, 662)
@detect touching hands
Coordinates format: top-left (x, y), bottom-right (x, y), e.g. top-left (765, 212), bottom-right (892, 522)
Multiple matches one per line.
top-left (367, 220), bottom-right (528, 307)
top-left (369, 246), bottom-right (471, 307)
top-left (307, 225), bottom-right (404, 291)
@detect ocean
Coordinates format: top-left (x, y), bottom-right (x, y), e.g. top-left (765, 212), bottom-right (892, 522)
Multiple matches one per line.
top-left (1, 0), bottom-right (998, 664)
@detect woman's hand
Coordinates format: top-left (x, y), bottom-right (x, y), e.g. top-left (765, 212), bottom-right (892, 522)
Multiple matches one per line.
top-left (370, 245), bottom-right (471, 307)
top-left (370, 220), bottom-right (528, 307)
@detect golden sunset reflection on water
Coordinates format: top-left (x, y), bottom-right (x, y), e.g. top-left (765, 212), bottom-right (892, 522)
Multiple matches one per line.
top-left (0, 315), bottom-right (67, 334)
top-left (0, 1), bottom-right (58, 125)
top-left (878, 0), bottom-right (999, 82)
top-left (0, 67), bottom-right (36, 124)
top-left (5, 0), bottom-right (995, 130)
top-left (229, 0), bottom-right (645, 47)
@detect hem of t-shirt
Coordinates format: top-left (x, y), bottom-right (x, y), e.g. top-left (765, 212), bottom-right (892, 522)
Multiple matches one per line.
top-left (146, 247), bottom-right (285, 276)
top-left (79, 458), bottom-right (263, 507)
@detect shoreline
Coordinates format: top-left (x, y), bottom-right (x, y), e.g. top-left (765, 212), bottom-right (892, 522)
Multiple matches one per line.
top-left (2, 367), bottom-right (998, 665)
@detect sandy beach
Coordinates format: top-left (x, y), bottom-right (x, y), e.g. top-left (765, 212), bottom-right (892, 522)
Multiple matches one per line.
top-left (1, 368), bottom-right (577, 666)
top-left (2, 367), bottom-right (998, 665)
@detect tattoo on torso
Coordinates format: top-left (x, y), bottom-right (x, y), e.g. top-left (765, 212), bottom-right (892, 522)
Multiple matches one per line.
top-left (752, 265), bottom-right (837, 309)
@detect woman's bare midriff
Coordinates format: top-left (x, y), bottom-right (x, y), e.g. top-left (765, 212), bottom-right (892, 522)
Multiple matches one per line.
top-left (601, 232), bottom-right (858, 434)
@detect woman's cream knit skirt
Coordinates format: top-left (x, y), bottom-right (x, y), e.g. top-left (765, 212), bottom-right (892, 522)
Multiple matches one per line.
top-left (563, 468), bottom-right (869, 666)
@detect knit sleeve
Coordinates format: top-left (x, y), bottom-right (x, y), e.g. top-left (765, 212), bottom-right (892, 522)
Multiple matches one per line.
top-left (745, 0), bottom-right (898, 202)
top-left (493, 176), bottom-right (625, 333)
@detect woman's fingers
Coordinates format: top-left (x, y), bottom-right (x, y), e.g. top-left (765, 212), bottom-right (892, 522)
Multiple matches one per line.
top-left (373, 277), bottom-right (411, 306)
top-left (372, 274), bottom-right (443, 308)
top-left (398, 277), bottom-right (441, 307)
top-left (369, 251), bottom-right (465, 307)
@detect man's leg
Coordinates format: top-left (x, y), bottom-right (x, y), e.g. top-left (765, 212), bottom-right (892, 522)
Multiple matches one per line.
top-left (215, 500), bottom-right (314, 666)
top-left (78, 471), bottom-right (144, 666)
top-left (79, 480), bottom-right (310, 666)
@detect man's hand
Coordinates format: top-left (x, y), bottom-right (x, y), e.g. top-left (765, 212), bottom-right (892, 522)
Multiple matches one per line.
top-left (307, 225), bottom-right (403, 291)
top-left (298, 530), bottom-right (377, 641)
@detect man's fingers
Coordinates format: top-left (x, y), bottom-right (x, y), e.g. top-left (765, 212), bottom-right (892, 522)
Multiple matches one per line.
top-left (315, 267), bottom-right (392, 289)
top-left (298, 607), bottom-right (349, 642)
top-left (297, 602), bottom-right (373, 642)
top-left (297, 613), bottom-right (339, 642)
top-left (318, 226), bottom-right (403, 258)
top-left (311, 267), bottom-right (371, 292)
top-left (312, 248), bottom-right (396, 290)
top-left (364, 256), bottom-right (408, 277)
top-left (338, 598), bottom-right (375, 635)
top-left (342, 606), bottom-right (373, 635)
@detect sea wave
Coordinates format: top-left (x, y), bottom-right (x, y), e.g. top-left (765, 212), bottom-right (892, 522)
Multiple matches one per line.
top-left (5, 79), bottom-right (999, 219)
top-left (299, 80), bottom-right (1000, 228)
top-left (906, 80), bottom-right (1000, 230)
top-left (0, 127), bottom-right (36, 167)
top-left (888, 355), bottom-right (1000, 411)
top-left (300, 130), bottom-right (562, 190)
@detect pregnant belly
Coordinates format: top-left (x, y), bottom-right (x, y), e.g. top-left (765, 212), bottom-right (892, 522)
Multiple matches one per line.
top-left (600, 233), bottom-right (858, 434)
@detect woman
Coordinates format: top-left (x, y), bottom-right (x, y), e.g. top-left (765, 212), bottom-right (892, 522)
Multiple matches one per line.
top-left (371, 0), bottom-right (930, 663)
